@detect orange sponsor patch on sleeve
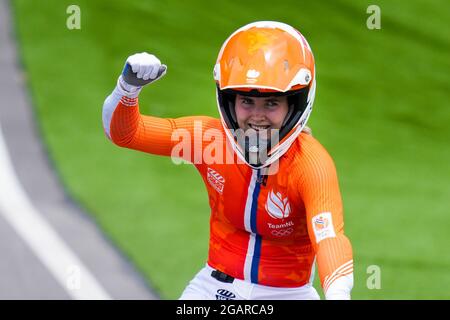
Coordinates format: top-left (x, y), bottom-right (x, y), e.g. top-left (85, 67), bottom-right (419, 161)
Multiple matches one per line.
top-left (312, 212), bottom-right (336, 243)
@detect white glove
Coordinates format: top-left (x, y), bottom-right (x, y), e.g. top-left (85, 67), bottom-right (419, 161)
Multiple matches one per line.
top-left (117, 52), bottom-right (167, 98)
top-left (325, 274), bottom-right (353, 300)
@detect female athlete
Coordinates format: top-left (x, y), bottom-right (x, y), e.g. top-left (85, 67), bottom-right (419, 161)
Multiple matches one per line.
top-left (102, 21), bottom-right (353, 300)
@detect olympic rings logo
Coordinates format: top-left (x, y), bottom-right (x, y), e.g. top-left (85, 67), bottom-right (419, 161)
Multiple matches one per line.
top-left (271, 228), bottom-right (294, 237)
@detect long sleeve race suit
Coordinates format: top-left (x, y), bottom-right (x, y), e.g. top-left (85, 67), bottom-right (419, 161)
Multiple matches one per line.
top-left (103, 87), bottom-right (354, 299)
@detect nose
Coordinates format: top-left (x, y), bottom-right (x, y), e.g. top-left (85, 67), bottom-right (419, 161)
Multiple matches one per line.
top-left (250, 105), bottom-right (267, 121)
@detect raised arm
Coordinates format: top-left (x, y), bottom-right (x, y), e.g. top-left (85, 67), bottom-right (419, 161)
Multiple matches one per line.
top-left (102, 53), bottom-right (218, 160)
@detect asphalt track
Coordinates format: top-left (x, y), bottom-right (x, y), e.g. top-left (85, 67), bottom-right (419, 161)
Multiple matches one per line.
top-left (0, 0), bottom-right (158, 299)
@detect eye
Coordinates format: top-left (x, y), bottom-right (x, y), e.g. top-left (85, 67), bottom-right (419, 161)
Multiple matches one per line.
top-left (239, 98), bottom-right (254, 108)
top-left (265, 100), bottom-right (279, 108)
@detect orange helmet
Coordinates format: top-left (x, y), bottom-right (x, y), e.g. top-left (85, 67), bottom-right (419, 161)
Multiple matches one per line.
top-left (214, 21), bottom-right (316, 168)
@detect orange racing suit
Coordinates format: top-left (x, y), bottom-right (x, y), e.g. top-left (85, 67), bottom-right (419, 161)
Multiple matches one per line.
top-left (102, 90), bottom-right (353, 297)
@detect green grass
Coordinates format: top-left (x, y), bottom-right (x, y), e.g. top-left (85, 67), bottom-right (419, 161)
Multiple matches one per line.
top-left (11, 0), bottom-right (450, 299)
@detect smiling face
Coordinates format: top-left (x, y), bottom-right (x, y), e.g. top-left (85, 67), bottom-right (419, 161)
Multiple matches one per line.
top-left (235, 94), bottom-right (290, 132)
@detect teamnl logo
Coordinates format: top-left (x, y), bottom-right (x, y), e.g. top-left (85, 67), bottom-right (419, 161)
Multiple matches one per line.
top-left (170, 121), bottom-right (281, 173)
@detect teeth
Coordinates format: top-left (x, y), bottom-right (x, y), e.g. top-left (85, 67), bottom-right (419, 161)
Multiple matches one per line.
top-left (250, 124), bottom-right (270, 130)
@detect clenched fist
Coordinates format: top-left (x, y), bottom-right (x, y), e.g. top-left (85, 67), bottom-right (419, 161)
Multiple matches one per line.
top-left (117, 52), bottom-right (167, 98)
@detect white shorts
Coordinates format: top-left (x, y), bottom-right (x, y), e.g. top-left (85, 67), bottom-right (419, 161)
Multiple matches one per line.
top-left (179, 264), bottom-right (320, 300)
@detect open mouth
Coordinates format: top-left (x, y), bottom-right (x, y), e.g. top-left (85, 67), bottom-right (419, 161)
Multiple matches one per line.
top-left (248, 124), bottom-right (271, 131)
